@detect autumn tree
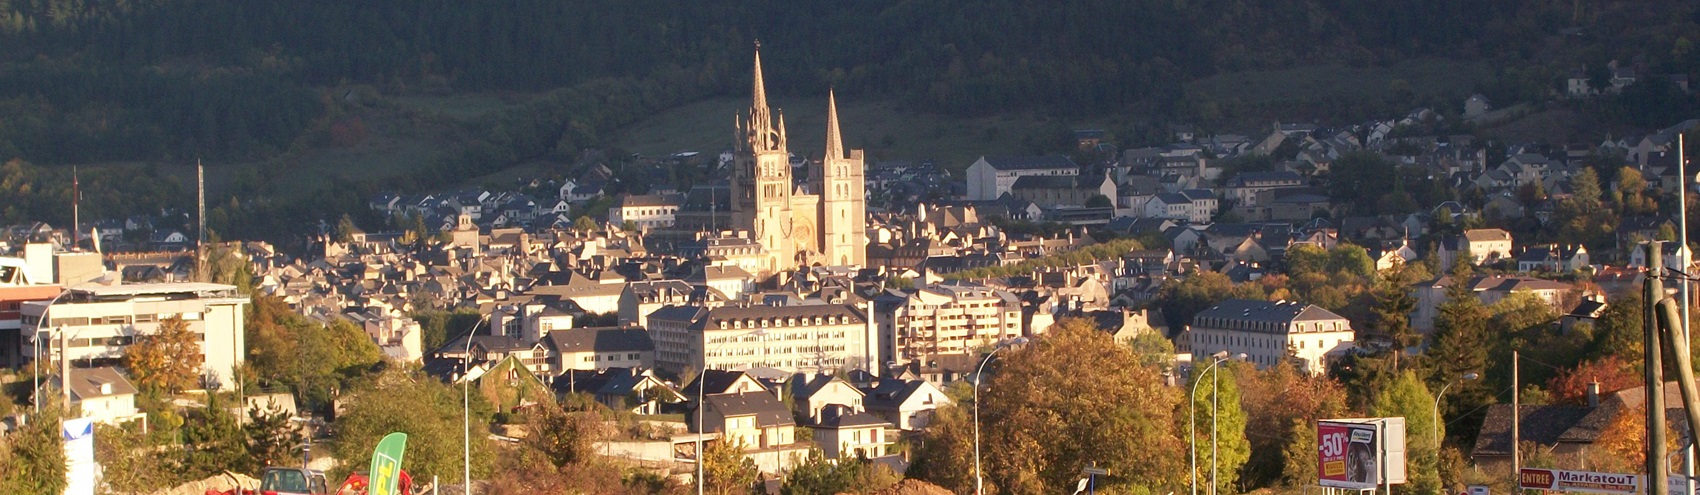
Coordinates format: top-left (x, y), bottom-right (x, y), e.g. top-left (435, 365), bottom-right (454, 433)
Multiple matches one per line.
top-left (908, 405), bottom-right (977, 493)
top-left (702, 439), bottom-right (760, 495)
top-left (1593, 408), bottom-right (1680, 473)
top-left (1370, 372), bottom-right (1440, 495)
top-left (523, 403), bottom-right (607, 468)
top-left (1235, 361), bottom-right (1350, 489)
top-left (1189, 362), bottom-right (1250, 495)
top-left (124, 316), bottom-right (201, 393)
top-left (1546, 356), bottom-right (1639, 405)
top-left (247, 296), bottom-right (382, 408)
top-left (975, 317), bottom-right (1186, 493)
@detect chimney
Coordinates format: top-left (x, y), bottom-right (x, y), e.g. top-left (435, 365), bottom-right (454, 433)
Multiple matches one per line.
top-left (1587, 381), bottom-right (1600, 408)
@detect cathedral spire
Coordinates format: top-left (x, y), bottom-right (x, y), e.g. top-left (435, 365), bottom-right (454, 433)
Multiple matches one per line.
top-left (748, 41), bottom-right (779, 152)
top-left (824, 88), bottom-right (843, 161)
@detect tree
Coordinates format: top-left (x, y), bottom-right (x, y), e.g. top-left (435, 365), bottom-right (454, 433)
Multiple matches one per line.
top-left (702, 439), bottom-right (760, 495)
top-left (908, 405), bottom-right (977, 493)
top-left (1370, 263), bottom-right (1421, 370)
top-left (124, 316), bottom-right (201, 393)
top-left (1370, 372), bottom-right (1440, 495)
top-left (523, 403), bottom-right (607, 468)
top-left (334, 214), bottom-right (359, 243)
top-left (245, 402), bottom-right (306, 472)
top-left (974, 318), bottom-right (1185, 493)
top-left (0, 403), bottom-right (66, 494)
top-left (1129, 331), bottom-right (1178, 374)
top-left (179, 393), bottom-right (248, 479)
top-left (332, 367), bottom-right (495, 483)
top-left (780, 449), bottom-right (901, 495)
top-left (1546, 356), bottom-right (1639, 405)
top-left (247, 296), bottom-right (382, 408)
top-left (573, 215), bottom-right (598, 233)
top-left (1236, 361), bottom-right (1349, 489)
top-left (95, 422), bottom-right (175, 494)
top-left (1427, 273), bottom-right (1492, 445)
top-left (1188, 362), bottom-right (1250, 495)
top-left (1589, 289), bottom-right (1643, 363)
top-left (1085, 194), bottom-right (1113, 208)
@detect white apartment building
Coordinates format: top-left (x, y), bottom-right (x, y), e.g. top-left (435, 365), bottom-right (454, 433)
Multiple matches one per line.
top-left (609, 193), bottom-right (685, 230)
top-left (1187, 298), bottom-right (1355, 375)
top-left (871, 284), bottom-right (1023, 369)
top-left (647, 303), bottom-right (877, 375)
top-left (22, 282), bottom-right (248, 391)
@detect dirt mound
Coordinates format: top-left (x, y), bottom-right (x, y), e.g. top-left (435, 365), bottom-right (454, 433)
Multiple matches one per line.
top-left (843, 479), bottom-right (955, 495)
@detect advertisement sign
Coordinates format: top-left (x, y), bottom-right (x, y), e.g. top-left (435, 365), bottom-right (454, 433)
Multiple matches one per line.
top-left (1318, 418), bottom-right (1407, 489)
top-left (1518, 468), bottom-right (1639, 495)
top-left (1319, 421), bottom-right (1379, 489)
top-left (1467, 485), bottom-right (1489, 495)
top-left (367, 432), bottom-right (409, 495)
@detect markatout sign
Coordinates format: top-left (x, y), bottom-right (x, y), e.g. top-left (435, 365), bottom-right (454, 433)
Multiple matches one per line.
top-left (1518, 468), bottom-right (1639, 495)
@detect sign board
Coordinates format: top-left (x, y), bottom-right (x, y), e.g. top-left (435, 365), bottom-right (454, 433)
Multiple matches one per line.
top-left (1082, 467), bottom-right (1110, 476)
top-left (367, 432), bottom-right (409, 495)
top-left (63, 418), bottom-right (99, 495)
top-left (1518, 468), bottom-right (1638, 495)
top-left (1467, 485), bottom-right (1489, 495)
top-left (1318, 418), bottom-right (1408, 490)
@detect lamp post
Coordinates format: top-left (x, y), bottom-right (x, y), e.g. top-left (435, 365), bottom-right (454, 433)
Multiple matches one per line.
top-left (1190, 351), bottom-right (1243, 495)
top-left (697, 328), bottom-right (767, 495)
top-left (1432, 372), bottom-right (1480, 448)
top-left (31, 288), bottom-right (72, 414)
top-left (460, 313), bottom-right (491, 495)
top-left (973, 336), bottom-right (1030, 495)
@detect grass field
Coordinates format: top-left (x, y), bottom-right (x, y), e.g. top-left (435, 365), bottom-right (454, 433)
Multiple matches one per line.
top-left (608, 96), bottom-right (1085, 176)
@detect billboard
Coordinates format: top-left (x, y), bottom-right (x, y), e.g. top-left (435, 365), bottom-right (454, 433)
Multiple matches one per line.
top-left (1517, 468), bottom-right (1638, 495)
top-left (1318, 418), bottom-right (1407, 490)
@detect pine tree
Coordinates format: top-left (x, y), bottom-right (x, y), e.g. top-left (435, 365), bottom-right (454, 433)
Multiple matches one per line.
top-left (1426, 271), bottom-right (1492, 446)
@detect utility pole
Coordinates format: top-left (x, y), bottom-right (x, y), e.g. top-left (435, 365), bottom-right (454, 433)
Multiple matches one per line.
top-left (1511, 349), bottom-right (1519, 475)
top-left (1678, 131), bottom-right (1696, 495)
top-left (1648, 241), bottom-right (1671, 495)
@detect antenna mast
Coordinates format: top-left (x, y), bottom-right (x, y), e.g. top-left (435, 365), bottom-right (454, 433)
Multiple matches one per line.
top-left (71, 166), bottom-right (80, 251)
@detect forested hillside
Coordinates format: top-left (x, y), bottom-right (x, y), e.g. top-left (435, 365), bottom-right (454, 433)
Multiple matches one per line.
top-left (0, 0), bottom-right (1695, 242)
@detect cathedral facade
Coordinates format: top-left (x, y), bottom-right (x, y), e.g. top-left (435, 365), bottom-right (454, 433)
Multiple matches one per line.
top-left (730, 46), bottom-right (867, 276)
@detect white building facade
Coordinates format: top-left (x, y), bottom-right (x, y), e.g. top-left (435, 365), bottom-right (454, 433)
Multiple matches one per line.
top-left (22, 283), bottom-right (248, 391)
top-left (1187, 298), bottom-right (1355, 375)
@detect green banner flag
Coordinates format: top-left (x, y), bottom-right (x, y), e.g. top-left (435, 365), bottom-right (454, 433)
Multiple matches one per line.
top-left (367, 432), bottom-right (409, 495)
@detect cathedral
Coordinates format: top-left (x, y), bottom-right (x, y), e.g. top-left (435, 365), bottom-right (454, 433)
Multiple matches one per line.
top-left (730, 45), bottom-right (867, 276)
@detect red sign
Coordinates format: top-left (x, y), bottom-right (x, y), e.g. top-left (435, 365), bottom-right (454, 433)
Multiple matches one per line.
top-left (1318, 421), bottom-right (1379, 489)
top-left (1517, 468), bottom-right (1638, 494)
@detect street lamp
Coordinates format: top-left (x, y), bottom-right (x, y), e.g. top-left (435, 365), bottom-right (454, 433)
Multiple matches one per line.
top-left (1432, 372), bottom-right (1480, 447)
top-left (1190, 351), bottom-right (1243, 495)
top-left (697, 328), bottom-right (767, 495)
top-left (30, 288), bottom-right (73, 414)
top-left (460, 313), bottom-right (491, 495)
top-left (973, 336), bottom-right (1030, 495)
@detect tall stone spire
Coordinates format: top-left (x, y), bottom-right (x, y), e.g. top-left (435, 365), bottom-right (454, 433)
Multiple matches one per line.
top-left (747, 41), bottom-right (776, 151)
top-left (824, 89), bottom-right (843, 160)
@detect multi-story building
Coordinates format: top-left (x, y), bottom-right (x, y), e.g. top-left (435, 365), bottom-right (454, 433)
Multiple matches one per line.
top-left (609, 193), bottom-right (685, 230)
top-left (872, 284), bottom-right (1023, 370)
top-left (964, 155), bottom-right (1079, 201)
top-left (1187, 298), bottom-right (1355, 375)
top-left (22, 282), bottom-right (248, 391)
top-left (1409, 275), bottom-right (1575, 332)
top-left (541, 326), bottom-right (655, 374)
top-left (0, 256), bottom-right (60, 368)
top-left (647, 303), bottom-right (877, 375)
top-left (1223, 171), bottom-right (1305, 207)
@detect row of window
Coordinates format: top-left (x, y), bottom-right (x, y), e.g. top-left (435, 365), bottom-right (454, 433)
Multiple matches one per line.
top-left (579, 353), bottom-right (644, 362)
top-left (715, 315), bottom-right (856, 329)
top-left (24, 312), bottom-right (201, 327)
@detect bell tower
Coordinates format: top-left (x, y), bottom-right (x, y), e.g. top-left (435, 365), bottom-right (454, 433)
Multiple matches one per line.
top-left (817, 90), bottom-right (867, 267)
top-left (730, 42), bottom-right (798, 275)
